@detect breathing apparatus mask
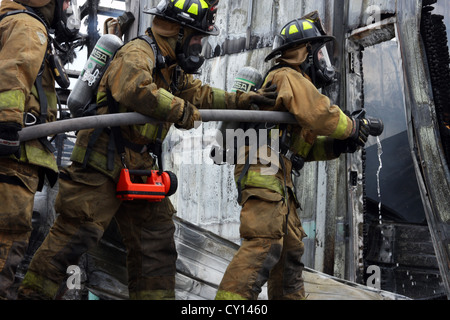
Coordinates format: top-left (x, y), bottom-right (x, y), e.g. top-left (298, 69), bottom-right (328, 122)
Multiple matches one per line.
top-left (302, 42), bottom-right (336, 89)
top-left (47, 0), bottom-right (81, 88)
top-left (53, 0), bottom-right (81, 45)
top-left (175, 29), bottom-right (208, 74)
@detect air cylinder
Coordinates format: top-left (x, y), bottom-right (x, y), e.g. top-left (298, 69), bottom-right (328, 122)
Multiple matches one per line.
top-left (67, 34), bottom-right (123, 117)
top-left (211, 66), bottom-right (264, 165)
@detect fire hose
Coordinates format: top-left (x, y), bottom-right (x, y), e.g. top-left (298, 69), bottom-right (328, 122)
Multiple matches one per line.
top-left (18, 109), bottom-right (382, 203)
top-left (18, 110), bottom-right (299, 142)
top-left (18, 109), bottom-right (383, 142)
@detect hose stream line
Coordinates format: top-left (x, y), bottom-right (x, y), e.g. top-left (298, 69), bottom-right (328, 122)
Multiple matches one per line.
top-left (19, 110), bottom-right (297, 142)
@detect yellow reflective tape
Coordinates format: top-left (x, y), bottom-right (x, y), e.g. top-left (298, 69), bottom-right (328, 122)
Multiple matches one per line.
top-left (330, 109), bottom-right (351, 139)
top-left (302, 21), bottom-right (313, 30)
top-left (212, 88), bottom-right (226, 109)
top-left (71, 144), bottom-right (122, 179)
top-left (199, 0), bottom-right (209, 9)
top-left (293, 138), bottom-right (313, 159)
top-left (238, 169), bottom-right (285, 197)
top-left (0, 90), bottom-right (25, 112)
top-left (188, 3), bottom-right (199, 15)
top-left (215, 290), bottom-right (247, 300)
top-left (155, 88), bottom-right (176, 118)
top-left (289, 24), bottom-right (300, 35)
top-left (281, 27), bottom-right (286, 36)
top-left (310, 136), bottom-right (329, 160)
top-left (20, 270), bottom-right (60, 300)
top-left (24, 142), bottom-right (58, 173)
top-left (175, 0), bottom-right (185, 10)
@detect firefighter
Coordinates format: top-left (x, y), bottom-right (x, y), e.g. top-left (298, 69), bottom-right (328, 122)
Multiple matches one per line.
top-left (18, 0), bottom-right (277, 300)
top-left (0, 0), bottom-right (76, 300)
top-left (215, 12), bottom-right (370, 300)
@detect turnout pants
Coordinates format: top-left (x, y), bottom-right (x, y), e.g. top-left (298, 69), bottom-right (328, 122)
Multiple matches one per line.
top-left (19, 164), bottom-right (177, 300)
top-left (216, 188), bottom-right (307, 300)
top-left (0, 159), bottom-right (40, 300)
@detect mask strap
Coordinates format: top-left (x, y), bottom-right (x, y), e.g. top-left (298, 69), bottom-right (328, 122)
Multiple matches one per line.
top-left (304, 44), bottom-right (317, 85)
top-left (175, 26), bottom-right (185, 55)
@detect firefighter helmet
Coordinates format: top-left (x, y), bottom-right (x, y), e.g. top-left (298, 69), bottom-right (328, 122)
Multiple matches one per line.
top-left (265, 11), bottom-right (335, 62)
top-left (144, 0), bottom-right (219, 36)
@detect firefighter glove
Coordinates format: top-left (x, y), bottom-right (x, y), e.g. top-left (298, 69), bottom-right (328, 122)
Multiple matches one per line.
top-left (350, 117), bottom-right (370, 147)
top-left (0, 122), bottom-right (21, 158)
top-left (176, 101), bottom-right (202, 130)
top-left (333, 138), bottom-right (358, 156)
top-left (237, 84), bottom-right (278, 110)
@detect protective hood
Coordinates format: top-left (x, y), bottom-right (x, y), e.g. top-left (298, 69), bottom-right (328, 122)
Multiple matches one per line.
top-left (276, 45), bottom-right (309, 71)
top-left (151, 16), bottom-right (180, 61)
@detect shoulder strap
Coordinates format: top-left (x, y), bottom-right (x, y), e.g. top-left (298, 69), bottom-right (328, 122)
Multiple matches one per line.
top-left (137, 30), bottom-right (174, 91)
top-left (138, 34), bottom-right (166, 70)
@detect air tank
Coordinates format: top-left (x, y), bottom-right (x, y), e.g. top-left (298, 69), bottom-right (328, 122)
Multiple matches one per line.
top-left (210, 66), bottom-right (264, 165)
top-left (67, 34), bottom-right (123, 117)
top-left (230, 66), bottom-right (264, 94)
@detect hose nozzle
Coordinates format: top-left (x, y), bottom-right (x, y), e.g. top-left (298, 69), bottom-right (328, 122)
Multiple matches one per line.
top-left (363, 117), bottom-right (384, 137)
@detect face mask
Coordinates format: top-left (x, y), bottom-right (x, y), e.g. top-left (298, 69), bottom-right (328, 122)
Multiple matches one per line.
top-left (66, 0), bottom-right (81, 30)
top-left (176, 33), bottom-right (206, 74)
top-left (54, 0), bottom-right (80, 44)
top-left (314, 46), bottom-right (336, 87)
top-left (302, 44), bottom-right (336, 89)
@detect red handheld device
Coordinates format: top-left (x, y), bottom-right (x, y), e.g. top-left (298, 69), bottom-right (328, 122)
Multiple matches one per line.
top-left (116, 169), bottom-right (178, 202)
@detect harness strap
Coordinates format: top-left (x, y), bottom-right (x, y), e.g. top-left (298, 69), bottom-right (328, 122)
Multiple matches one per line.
top-left (82, 32), bottom-right (168, 172)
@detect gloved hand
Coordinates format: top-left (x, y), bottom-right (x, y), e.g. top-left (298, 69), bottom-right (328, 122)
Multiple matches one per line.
top-left (333, 138), bottom-right (358, 156)
top-left (0, 122), bottom-right (21, 158)
top-left (237, 84), bottom-right (278, 110)
top-left (349, 117), bottom-right (370, 147)
top-left (176, 101), bottom-right (202, 130)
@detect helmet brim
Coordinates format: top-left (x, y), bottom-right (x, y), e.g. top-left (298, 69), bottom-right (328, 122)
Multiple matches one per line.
top-left (144, 8), bottom-right (220, 36)
top-left (265, 35), bottom-right (335, 62)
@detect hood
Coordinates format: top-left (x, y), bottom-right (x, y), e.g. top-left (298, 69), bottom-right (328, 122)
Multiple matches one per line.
top-left (150, 15), bottom-right (200, 62)
top-left (276, 44), bottom-right (309, 71)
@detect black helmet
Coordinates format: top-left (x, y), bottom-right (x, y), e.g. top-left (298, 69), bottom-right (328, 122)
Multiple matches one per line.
top-left (144, 0), bottom-right (219, 36)
top-left (265, 11), bottom-right (335, 62)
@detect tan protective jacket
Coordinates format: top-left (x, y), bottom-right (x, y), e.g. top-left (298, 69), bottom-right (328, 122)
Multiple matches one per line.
top-left (71, 30), bottom-right (243, 181)
top-left (235, 61), bottom-right (354, 203)
top-left (0, 1), bottom-right (58, 178)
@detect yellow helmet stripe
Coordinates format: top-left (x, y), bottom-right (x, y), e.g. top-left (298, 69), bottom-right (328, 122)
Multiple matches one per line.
top-left (289, 24), bottom-right (300, 35)
top-left (174, 0), bottom-right (185, 10)
top-left (302, 21), bottom-right (313, 30)
top-left (188, 3), bottom-right (199, 15)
